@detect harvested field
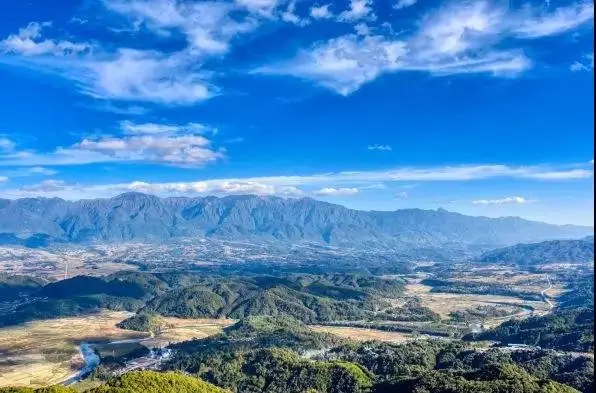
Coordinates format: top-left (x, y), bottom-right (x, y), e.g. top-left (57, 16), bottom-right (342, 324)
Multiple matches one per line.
top-left (141, 317), bottom-right (235, 348)
top-left (310, 325), bottom-right (413, 343)
top-left (403, 282), bottom-right (547, 319)
top-left (0, 311), bottom-right (143, 388)
top-left (0, 311), bottom-right (235, 388)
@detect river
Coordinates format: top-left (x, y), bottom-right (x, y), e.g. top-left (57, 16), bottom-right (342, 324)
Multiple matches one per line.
top-left (63, 342), bottom-right (101, 385)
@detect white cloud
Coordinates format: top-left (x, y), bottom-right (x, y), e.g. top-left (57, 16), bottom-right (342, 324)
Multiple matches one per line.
top-left (255, 34), bottom-right (407, 95)
top-left (472, 196), bottom-right (531, 205)
top-left (570, 53), bottom-right (594, 72)
top-left (0, 122), bottom-right (224, 167)
top-left (281, 1), bottom-right (310, 26)
top-left (512, 1), bottom-right (594, 39)
top-left (368, 144), bottom-right (392, 151)
top-left (84, 48), bottom-right (213, 104)
top-left (74, 134), bottom-right (223, 166)
top-left (338, 0), bottom-right (376, 22)
top-left (235, 0), bottom-right (280, 18)
top-left (310, 4), bottom-right (333, 19)
top-left (394, 0), bottom-right (417, 10)
top-left (1, 22), bottom-right (90, 56)
top-left (0, 176), bottom-right (8, 183)
top-left (313, 187), bottom-right (359, 196)
top-left (395, 191), bottom-right (408, 199)
top-left (256, 0), bottom-right (592, 95)
top-left (590, 159), bottom-right (594, 165)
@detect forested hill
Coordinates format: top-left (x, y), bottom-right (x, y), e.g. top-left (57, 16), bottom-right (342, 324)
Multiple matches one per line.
top-left (0, 193), bottom-right (591, 248)
top-left (478, 238), bottom-right (594, 265)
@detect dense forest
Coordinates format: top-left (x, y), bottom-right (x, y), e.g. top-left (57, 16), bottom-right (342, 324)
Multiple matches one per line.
top-left (1, 272), bottom-right (438, 327)
top-left (162, 316), bottom-right (591, 393)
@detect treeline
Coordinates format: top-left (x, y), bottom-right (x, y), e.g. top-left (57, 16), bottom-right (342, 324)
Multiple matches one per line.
top-left (421, 278), bottom-right (542, 301)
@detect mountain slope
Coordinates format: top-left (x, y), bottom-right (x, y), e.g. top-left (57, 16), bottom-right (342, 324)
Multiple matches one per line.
top-left (478, 238), bottom-right (594, 265)
top-left (0, 193), bottom-right (591, 247)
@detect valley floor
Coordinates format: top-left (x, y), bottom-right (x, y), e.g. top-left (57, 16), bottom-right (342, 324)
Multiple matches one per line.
top-left (0, 311), bottom-right (234, 388)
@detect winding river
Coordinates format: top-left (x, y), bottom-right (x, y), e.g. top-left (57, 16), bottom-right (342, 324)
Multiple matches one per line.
top-left (63, 343), bottom-right (101, 385)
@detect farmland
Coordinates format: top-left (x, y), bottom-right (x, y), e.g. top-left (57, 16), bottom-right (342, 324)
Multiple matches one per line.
top-left (0, 311), bottom-right (234, 388)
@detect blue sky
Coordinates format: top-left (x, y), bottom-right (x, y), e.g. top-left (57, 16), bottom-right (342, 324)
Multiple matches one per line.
top-left (0, 0), bottom-right (593, 225)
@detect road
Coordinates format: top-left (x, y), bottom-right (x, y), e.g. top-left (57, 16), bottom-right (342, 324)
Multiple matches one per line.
top-left (541, 274), bottom-right (554, 310)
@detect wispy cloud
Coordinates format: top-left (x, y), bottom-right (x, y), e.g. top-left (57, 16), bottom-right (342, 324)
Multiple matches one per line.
top-left (0, 176), bottom-right (7, 183)
top-left (22, 179), bottom-right (66, 192)
top-left (368, 144), bottom-right (392, 151)
top-left (570, 53), bottom-right (594, 72)
top-left (120, 121), bottom-right (216, 135)
top-left (395, 191), bottom-right (408, 199)
top-left (472, 196), bottom-right (531, 205)
top-left (256, 0), bottom-right (592, 95)
top-left (0, 166), bottom-right (57, 178)
top-left (1, 162), bottom-right (591, 200)
top-left (512, 2), bottom-right (594, 39)
top-left (0, 0), bottom-right (265, 105)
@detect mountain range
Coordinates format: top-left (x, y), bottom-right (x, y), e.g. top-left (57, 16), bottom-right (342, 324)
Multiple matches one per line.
top-left (0, 192), bottom-right (592, 248)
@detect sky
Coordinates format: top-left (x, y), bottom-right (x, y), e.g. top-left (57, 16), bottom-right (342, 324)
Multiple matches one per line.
top-left (0, 0), bottom-right (593, 226)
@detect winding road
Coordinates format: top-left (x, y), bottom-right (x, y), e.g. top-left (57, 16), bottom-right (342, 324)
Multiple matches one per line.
top-left (541, 275), bottom-right (554, 310)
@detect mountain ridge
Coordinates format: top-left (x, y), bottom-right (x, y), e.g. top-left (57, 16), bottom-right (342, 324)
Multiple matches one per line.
top-left (478, 238), bottom-right (595, 265)
top-left (0, 192), bottom-right (591, 248)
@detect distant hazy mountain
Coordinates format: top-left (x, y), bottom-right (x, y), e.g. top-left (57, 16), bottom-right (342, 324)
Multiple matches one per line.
top-left (0, 192), bottom-right (592, 248)
top-left (478, 238), bottom-right (594, 265)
